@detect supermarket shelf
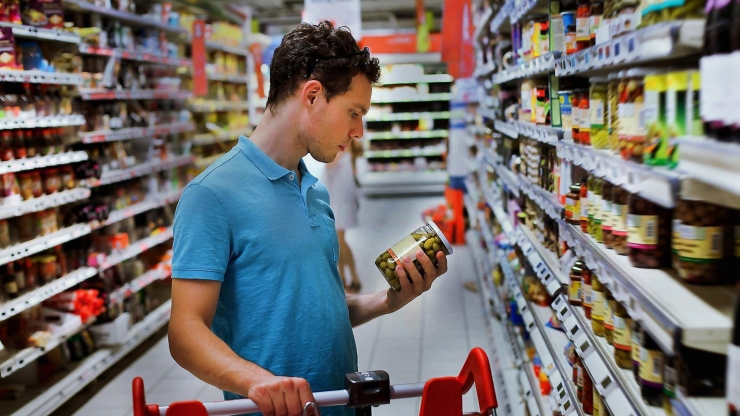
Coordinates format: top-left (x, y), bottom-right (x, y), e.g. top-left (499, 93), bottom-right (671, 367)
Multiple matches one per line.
top-left (0, 223), bottom-right (92, 267)
top-left (554, 20), bottom-right (704, 77)
top-left (675, 392), bottom-right (726, 416)
top-left (518, 177), bottom-right (564, 220)
top-left (363, 148), bottom-right (445, 159)
top-left (490, 1), bottom-right (514, 34)
top-left (674, 137), bottom-right (740, 209)
top-left (62, 0), bottom-right (188, 35)
top-left (0, 22), bottom-right (80, 43)
top-left (192, 127), bottom-right (253, 146)
top-left (79, 121), bottom-right (194, 144)
top-left (205, 41), bottom-right (249, 56)
top-left (98, 227), bottom-right (173, 271)
top-left (556, 141), bottom-right (680, 208)
top-left (0, 151), bottom-right (88, 175)
top-left (90, 189), bottom-right (183, 231)
top-left (0, 267), bottom-right (98, 321)
top-left (365, 111), bottom-right (451, 122)
top-left (189, 101), bottom-right (250, 112)
top-left (86, 155), bottom-right (195, 188)
top-left (9, 299), bottom-right (172, 416)
top-left (557, 220), bottom-right (734, 356)
top-left (358, 170), bottom-right (447, 195)
top-left (371, 93), bottom-right (452, 104)
top-left (79, 89), bottom-right (192, 101)
top-left (474, 7), bottom-right (494, 42)
top-left (195, 153), bottom-right (226, 170)
top-left (0, 188), bottom-right (90, 221)
top-left (495, 119), bottom-right (565, 144)
top-left (510, 0), bottom-right (549, 27)
top-left (493, 52), bottom-right (561, 85)
top-left (79, 44), bottom-right (191, 67)
top-left (206, 73), bottom-right (249, 83)
top-left (365, 130), bottom-right (449, 140)
top-left (1, 316), bottom-right (96, 378)
top-left (380, 74), bottom-right (453, 85)
top-left (553, 295), bottom-right (661, 416)
top-left (516, 225), bottom-right (568, 296)
top-left (108, 265), bottom-right (171, 307)
top-left (0, 115), bottom-right (86, 131)
top-left (0, 70), bottom-right (82, 86)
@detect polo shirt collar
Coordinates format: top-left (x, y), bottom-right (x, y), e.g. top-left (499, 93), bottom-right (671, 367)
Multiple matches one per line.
top-left (238, 136), bottom-right (293, 181)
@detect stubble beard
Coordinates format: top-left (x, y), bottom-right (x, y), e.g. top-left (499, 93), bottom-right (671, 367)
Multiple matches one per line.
top-left (297, 128), bottom-right (336, 163)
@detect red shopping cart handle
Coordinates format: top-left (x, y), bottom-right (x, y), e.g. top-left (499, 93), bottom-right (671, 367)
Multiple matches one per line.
top-left (133, 347), bottom-right (498, 416)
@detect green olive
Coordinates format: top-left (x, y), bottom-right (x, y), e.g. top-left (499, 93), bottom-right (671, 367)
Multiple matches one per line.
top-left (389, 279), bottom-right (400, 290)
top-left (380, 262), bottom-right (387, 270)
top-left (387, 259), bottom-right (396, 268)
top-left (411, 233), bottom-right (423, 240)
top-left (381, 252), bottom-right (391, 261)
top-left (423, 239), bottom-right (434, 250)
top-left (384, 268), bottom-right (395, 279)
top-left (426, 250), bottom-right (435, 258)
top-left (432, 243), bottom-right (441, 252)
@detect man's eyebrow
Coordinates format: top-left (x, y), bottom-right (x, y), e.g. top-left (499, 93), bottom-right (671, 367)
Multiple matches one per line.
top-left (353, 103), bottom-right (369, 115)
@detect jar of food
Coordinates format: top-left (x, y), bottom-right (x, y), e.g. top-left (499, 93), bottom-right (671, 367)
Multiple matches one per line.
top-left (613, 301), bottom-right (632, 369)
top-left (17, 172), bottom-right (35, 200)
top-left (603, 288), bottom-right (615, 342)
top-left (13, 129), bottom-right (26, 159)
top-left (375, 222), bottom-right (453, 291)
top-left (560, 90), bottom-right (574, 133)
top-left (589, 1), bottom-right (604, 46)
top-left (566, 24), bottom-right (578, 55)
top-left (572, 90), bottom-right (582, 143)
top-left (580, 180), bottom-right (589, 233)
top-left (674, 199), bottom-right (732, 285)
top-left (594, 177), bottom-right (604, 242)
top-left (60, 165), bottom-right (75, 191)
top-left (566, 184), bottom-right (581, 225)
top-left (583, 361), bottom-right (594, 413)
top-left (594, 387), bottom-right (602, 416)
top-left (608, 72), bottom-right (622, 153)
top-left (590, 78), bottom-right (609, 149)
top-left (36, 209), bottom-right (57, 235)
top-left (663, 357), bottom-right (677, 414)
top-left (39, 129), bottom-right (54, 156)
top-left (628, 194), bottom-right (672, 268)
top-left (0, 219), bottom-right (9, 249)
top-left (34, 255), bottom-right (58, 283)
top-left (583, 267), bottom-right (594, 321)
top-left (41, 168), bottom-right (61, 195)
top-left (24, 129), bottom-right (37, 158)
top-left (576, 0), bottom-right (591, 51)
top-left (618, 69), bottom-right (648, 162)
top-left (30, 171), bottom-right (43, 198)
top-left (0, 131), bottom-right (14, 161)
top-left (592, 273), bottom-right (605, 336)
top-left (631, 320), bottom-right (642, 382)
top-left (576, 357), bottom-right (584, 402)
top-left (612, 185), bottom-right (629, 255)
top-left (602, 180), bottom-right (615, 249)
top-left (579, 88), bottom-right (591, 146)
top-left (587, 176), bottom-right (596, 234)
top-left (639, 330), bottom-right (664, 407)
top-left (569, 261), bottom-right (583, 306)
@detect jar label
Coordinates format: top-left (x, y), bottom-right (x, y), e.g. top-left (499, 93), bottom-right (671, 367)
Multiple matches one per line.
top-left (627, 214), bottom-right (658, 248)
top-left (639, 349), bottom-right (664, 386)
top-left (569, 280), bottom-right (582, 303)
top-left (613, 316), bottom-right (632, 351)
top-left (3, 280), bottom-right (17, 294)
top-left (389, 235), bottom-right (425, 264)
top-left (618, 103), bottom-right (636, 138)
top-left (677, 225), bottom-right (723, 260)
top-left (574, 106), bottom-right (582, 130)
top-left (631, 329), bottom-right (642, 362)
top-left (566, 33), bottom-right (577, 53)
top-left (589, 15), bottom-right (602, 37)
top-left (576, 17), bottom-right (590, 41)
top-left (582, 283), bottom-right (592, 306)
top-left (728, 344), bottom-right (740, 412)
top-left (593, 194), bottom-right (602, 222)
top-left (603, 300), bottom-right (614, 329)
top-left (592, 290), bottom-right (605, 320)
top-left (591, 99), bottom-right (605, 128)
top-left (612, 204), bottom-right (628, 235)
top-left (672, 219), bottom-right (683, 254)
top-left (602, 200), bottom-right (613, 230)
top-left (581, 196), bottom-right (589, 219)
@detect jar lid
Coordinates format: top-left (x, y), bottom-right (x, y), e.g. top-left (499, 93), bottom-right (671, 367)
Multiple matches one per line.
top-left (427, 221), bottom-right (453, 255)
top-left (607, 72), bottom-right (621, 81)
top-left (569, 184), bottom-right (581, 193)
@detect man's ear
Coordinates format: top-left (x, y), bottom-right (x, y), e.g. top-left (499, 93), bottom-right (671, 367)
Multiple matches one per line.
top-left (302, 80), bottom-right (323, 108)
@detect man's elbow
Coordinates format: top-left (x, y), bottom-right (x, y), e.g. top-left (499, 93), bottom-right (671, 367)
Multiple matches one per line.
top-left (167, 320), bottom-right (188, 367)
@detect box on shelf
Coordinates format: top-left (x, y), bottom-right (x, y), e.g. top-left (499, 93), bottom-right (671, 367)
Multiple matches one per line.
top-left (89, 312), bottom-right (132, 346)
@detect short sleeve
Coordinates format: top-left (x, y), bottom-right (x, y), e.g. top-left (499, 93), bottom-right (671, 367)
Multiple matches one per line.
top-left (172, 182), bottom-right (232, 281)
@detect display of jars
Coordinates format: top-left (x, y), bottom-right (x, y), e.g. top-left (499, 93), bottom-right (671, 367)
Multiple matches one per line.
top-left (627, 194), bottom-right (672, 268)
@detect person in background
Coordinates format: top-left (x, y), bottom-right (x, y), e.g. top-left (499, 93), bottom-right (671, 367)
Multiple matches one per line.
top-left (323, 139), bottom-right (362, 293)
top-left (168, 21), bottom-right (449, 416)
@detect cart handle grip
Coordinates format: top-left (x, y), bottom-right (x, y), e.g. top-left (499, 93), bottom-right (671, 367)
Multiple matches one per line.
top-left (456, 347), bottom-right (498, 414)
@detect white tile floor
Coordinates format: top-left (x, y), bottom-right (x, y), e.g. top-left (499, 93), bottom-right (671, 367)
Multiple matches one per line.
top-left (72, 195), bottom-right (494, 416)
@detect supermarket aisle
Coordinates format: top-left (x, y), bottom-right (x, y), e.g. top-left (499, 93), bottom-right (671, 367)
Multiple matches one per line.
top-left (72, 195), bottom-right (493, 416)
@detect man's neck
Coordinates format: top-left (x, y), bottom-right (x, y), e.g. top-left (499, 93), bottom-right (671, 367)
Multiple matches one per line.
top-left (249, 106), bottom-right (306, 172)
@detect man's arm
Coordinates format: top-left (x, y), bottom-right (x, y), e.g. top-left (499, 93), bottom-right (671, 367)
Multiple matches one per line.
top-left (169, 278), bottom-right (316, 416)
top-left (346, 250), bottom-right (448, 327)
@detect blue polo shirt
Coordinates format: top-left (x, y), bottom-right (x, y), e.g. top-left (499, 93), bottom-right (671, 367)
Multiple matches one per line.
top-left (172, 137), bottom-right (357, 416)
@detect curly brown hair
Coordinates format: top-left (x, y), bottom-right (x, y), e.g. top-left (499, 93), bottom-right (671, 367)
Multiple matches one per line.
top-left (266, 21), bottom-right (381, 113)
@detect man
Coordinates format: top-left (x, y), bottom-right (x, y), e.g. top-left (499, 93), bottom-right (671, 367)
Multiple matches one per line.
top-left (169, 21), bottom-right (449, 416)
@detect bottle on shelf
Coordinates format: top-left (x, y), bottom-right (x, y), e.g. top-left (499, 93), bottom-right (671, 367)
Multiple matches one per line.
top-left (639, 330), bottom-right (664, 407)
top-left (591, 273), bottom-right (605, 336)
top-left (582, 265), bottom-right (593, 320)
top-left (632, 320), bottom-right (643, 383)
top-left (613, 301), bottom-right (632, 369)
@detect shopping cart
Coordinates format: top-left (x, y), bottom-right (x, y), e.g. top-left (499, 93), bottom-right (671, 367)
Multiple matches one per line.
top-left (132, 347), bottom-right (498, 416)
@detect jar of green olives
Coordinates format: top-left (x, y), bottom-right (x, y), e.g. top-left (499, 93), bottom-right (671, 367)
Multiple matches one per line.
top-left (375, 222), bottom-right (453, 291)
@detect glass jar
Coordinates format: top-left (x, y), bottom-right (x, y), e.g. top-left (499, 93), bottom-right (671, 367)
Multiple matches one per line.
top-left (30, 171), bottom-right (43, 198)
top-left (674, 199), bottom-right (732, 285)
top-left (592, 273), bottom-right (605, 336)
top-left (608, 72), bottom-right (622, 153)
top-left (41, 168), bottom-right (61, 195)
top-left (566, 184), bottom-right (581, 225)
top-left (0, 131), bottom-right (14, 161)
top-left (594, 177), bottom-right (604, 242)
top-left (576, 0), bottom-right (591, 51)
top-left (618, 69), bottom-right (647, 163)
top-left (602, 180), bottom-right (615, 249)
top-left (580, 180), bottom-right (589, 233)
top-left (579, 88), bottom-right (591, 146)
top-left (628, 194), bottom-right (672, 268)
top-left (631, 319), bottom-right (642, 382)
top-left (612, 185), bottom-right (629, 255)
top-left (663, 357), bottom-right (677, 415)
top-left (583, 362), bottom-right (594, 414)
top-left (603, 288), bottom-right (615, 343)
top-left (590, 78), bottom-right (609, 149)
top-left (17, 172), bottom-right (35, 200)
top-left (375, 222), bottom-right (453, 291)
top-left (560, 90), bottom-right (574, 133)
top-left (589, 1), bottom-right (604, 46)
top-left (569, 261), bottom-right (583, 306)
top-left (582, 265), bottom-right (593, 320)
top-left (34, 255), bottom-right (57, 283)
top-left (572, 90), bottom-right (582, 143)
top-left (639, 330), bottom-right (664, 407)
top-left (13, 129), bottom-right (26, 159)
top-left (613, 301), bottom-right (632, 369)
top-left (60, 166), bottom-right (75, 191)
top-left (587, 176), bottom-right (596, 234)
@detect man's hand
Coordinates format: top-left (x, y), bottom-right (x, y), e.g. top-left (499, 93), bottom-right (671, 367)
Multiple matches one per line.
top-left (386, 250), bottom-right (448, 312)
top-left (247, 375), bottom-right (316, 416)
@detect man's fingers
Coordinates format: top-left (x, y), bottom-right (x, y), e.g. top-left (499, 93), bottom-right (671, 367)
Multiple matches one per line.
top-left (416, 252), bottom-right (436, 290)
top-left (400, 256), bottom-right (424, 293)
top-left (436, 252), bottom-right (448, 275)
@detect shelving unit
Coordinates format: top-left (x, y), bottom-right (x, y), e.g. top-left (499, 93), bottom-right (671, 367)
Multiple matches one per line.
top-left (0, 22), bottom-right (80, 43)
top-left (78, 121), bottom-right (194, 144)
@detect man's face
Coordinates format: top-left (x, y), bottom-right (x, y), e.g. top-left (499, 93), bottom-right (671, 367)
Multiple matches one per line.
top-left (299, 74), bottom-right (372, 163)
